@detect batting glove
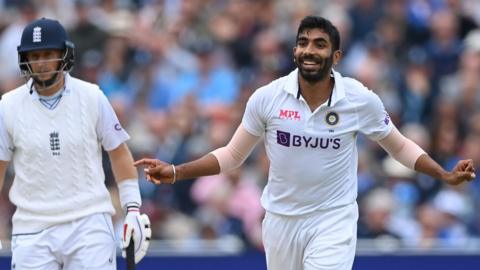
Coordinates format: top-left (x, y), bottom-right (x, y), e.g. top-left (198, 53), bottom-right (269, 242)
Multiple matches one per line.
top-left (121, 204), bottom-right (152, 264)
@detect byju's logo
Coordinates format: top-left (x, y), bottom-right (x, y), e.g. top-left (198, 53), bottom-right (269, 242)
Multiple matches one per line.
top-left (277, 130), bottom-right (291, 146)
top-left (279, 109), bottom-right (301, 120)
top-left (276, 130), bottom-right (340, 149)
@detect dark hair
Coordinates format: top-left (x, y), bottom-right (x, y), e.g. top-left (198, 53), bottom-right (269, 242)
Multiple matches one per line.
top-left (296, 16), bottom-right (341, 51)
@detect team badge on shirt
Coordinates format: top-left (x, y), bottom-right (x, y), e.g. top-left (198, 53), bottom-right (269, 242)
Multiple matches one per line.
top-left (325, 111), bottom-right (339, 126)
top-left (49, 131), bottom-right (60, 156)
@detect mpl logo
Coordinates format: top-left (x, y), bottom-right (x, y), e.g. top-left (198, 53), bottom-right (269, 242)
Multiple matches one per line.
top-left (279, 109), bottom-right (301, 120)
top-left (277, 130), bottom-right (341, 149)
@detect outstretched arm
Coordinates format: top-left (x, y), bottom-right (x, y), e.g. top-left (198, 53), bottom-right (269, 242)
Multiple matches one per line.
top-left (378, 126), bottom-right (475, 185)
top-left (134, 124), bottom-right (261, 184)
top-left (414, 154), bottom-right (475, 185)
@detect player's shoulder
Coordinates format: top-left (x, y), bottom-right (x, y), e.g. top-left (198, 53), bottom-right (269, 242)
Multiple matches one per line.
top-left (341, 75), bottom-right (369, 95)
top-left (68, 76), bottom-right (101, 93)
top-left (0, 83), bottom-right (30, 105)
top-left (340, 74), bottom-right (380, 104)
top-left (67, 76), bottom-right (104, 98)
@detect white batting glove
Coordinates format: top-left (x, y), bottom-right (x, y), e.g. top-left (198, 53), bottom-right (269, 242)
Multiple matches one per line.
top-left (121, 205), bottom-right (152, 264)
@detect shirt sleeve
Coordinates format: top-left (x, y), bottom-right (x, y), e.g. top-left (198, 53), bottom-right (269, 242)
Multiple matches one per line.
top-left (358, 90), bottom-right (393, 141)
top-left (96, 92), bottom-right (130, 151)
top-left (0, 103), bottom-right (13, 161)
top-left (241, 90), bottom-right (267, 137)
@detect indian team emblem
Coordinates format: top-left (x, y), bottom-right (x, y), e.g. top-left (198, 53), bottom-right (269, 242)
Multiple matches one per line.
top-left (325, 111), bottom-right (339, 126)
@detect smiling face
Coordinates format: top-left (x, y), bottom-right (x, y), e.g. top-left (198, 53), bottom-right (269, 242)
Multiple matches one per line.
top-left (293, 28), bottom-right (340, 83)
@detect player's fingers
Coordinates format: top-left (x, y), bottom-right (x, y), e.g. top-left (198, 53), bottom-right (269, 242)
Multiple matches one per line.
top-left (133, 159), bottom-right (148, 166)
top-left (460, 171), bottom-right (476, 181)
top-left (145, 165), bottom-right (163, 174)
top-left (145, 173), bottom-right (163, 184)
top-left (465, 163), bottom-right (475, 172)
top-left (151, 178), bottom-right (162, 185)
top-left (134, 158), bottom-right (157, 167)
top-left (465, 159), bottom-right (474, 168)
top-left (458, 160), bottom-right (469, 170)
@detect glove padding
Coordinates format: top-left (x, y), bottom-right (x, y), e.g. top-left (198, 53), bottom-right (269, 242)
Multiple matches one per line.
top-left (122, 208), bottom-right (151, 264)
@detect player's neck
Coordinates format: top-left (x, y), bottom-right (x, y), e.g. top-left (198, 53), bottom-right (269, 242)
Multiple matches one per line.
top-left (298, 76), bottom-right (334, 112)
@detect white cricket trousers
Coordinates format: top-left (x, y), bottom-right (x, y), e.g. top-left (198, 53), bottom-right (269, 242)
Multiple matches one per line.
top-left (11, 213), bottom-right (117, 270)
top-left (262, 202), bottom-right (358, 270)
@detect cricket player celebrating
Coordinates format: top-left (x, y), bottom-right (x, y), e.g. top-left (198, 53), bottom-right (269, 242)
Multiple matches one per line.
top-left (135, 16), bottom-right (476, 269)
top-left (0, 18), bottom-right (150, 269)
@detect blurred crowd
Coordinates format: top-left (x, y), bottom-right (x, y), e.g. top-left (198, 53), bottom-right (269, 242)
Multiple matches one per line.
top-left (1, 0), bottom-right (480, 252)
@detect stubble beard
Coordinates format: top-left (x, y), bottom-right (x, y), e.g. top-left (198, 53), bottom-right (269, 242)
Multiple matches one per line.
top-left (31, 61), bottom-right (64, 92)
top-left (296, 53), bottom-right (334, 83)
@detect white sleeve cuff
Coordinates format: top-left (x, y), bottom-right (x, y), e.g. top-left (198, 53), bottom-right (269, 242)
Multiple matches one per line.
top-left (118, 178), bottom-right (142, 210)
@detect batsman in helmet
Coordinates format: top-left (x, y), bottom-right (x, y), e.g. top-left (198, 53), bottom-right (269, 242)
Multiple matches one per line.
top-left (0, 18), bottom-right (150, 269)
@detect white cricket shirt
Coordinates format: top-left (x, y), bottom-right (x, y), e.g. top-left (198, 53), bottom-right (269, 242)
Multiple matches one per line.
top-left (243, 69), bottom-right (393, 216)
top-left (0, 74), bottom-right (129, 234)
